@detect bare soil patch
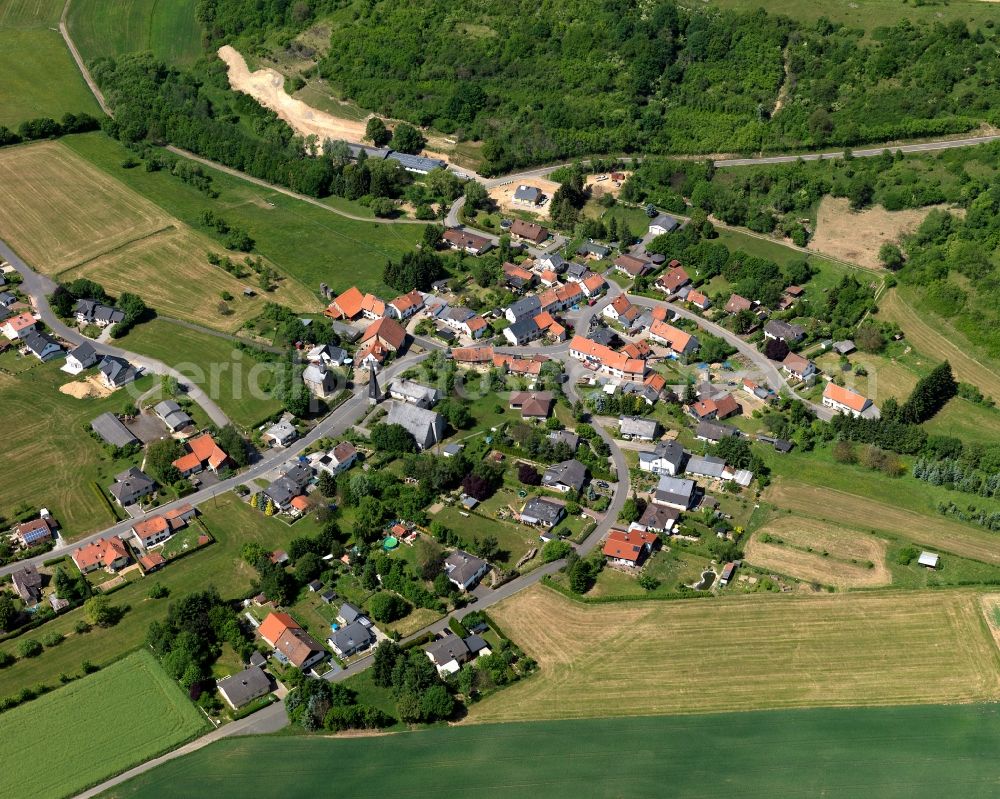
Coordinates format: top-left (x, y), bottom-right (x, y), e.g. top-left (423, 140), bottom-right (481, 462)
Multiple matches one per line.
top-left (764, 479), bottom-right (1000, 565)
top-left (746, 516), bottom-right (890, 588)
top-left (809, 197), bottom-right (955, 269)
top-left (488, 177), bottom-right (560, 220)
top-left (583, 172), bottom-right (631, 198)
top-left (466, 584), bottom-right (1000, 723)
top-left (59, 375), bottom-right (113, 399)
top-left (219, 45), bottom-right (368, 148)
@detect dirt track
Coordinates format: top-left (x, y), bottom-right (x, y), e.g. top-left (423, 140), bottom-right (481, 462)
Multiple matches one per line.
top-left (219, 46), bottom-right (368, 148)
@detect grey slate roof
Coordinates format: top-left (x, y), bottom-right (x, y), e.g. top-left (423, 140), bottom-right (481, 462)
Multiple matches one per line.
top-left (619, 416), bottom-right (659, 439)
top-left (686, 455), bottom-right (727, 479)
top-left (22, 331), bottom-right (60, 359)
top-left (521, 497), bottom-right (565, 525)
top-left (387, 152), bottom-right (447, 173)
top-left (99, 355), bottom-right (137, 386)
top-left (330, 620), bottom-right (374, 655)
top-left (638, 503), bottom-right (679, 531)
top-left (444, 550), bottom-right (489, 588)
top-left (385, 403), bottom-right (445, 449)
top-left (425, 635), bottom-right (471, 666)
top-left (653, 475), bottom-right (697, 507)
top-left (69, 341), bottom-right (97, 365)
top-left (109, 467), bottom-right (155, 504)
top-left (696, 420), bottom-right (738, 442)
top-left (339, 602), bottom-right (365, 624)
top-left (505, 317), bottom-right (540, 344)
top-left (650, 213), bottom-right (680, 232)
top-left (91, 412), bottom-right (139, 448)
top-left (217, 665), bottom-right (271, 708)
top-left (153, 400), bottom-right (192, 431)
top-left (542, 459), bottom-right (588, 492)
top-left (508, 295), bottom-right (542, 321)
top-left (548, 430), bottom-right (580, 451)
top-left (513, 185), bottom-right (542, 203)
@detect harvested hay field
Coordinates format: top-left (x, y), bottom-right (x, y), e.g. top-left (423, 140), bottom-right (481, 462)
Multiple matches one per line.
top-left (764, 480), bottom-right (1000, 565)
top-left (0, 141), bottom-right (171, 272)
top-left (878, 287), bottom-right (1000, 400)
top-left (746, 516), bottom-right (890, 588)
top-left (466, 585), bottom-right (1000, 723)
top-left (808, 197), bottom-right (953, 269)
top-left (58, 227), bottom-right (317, 331)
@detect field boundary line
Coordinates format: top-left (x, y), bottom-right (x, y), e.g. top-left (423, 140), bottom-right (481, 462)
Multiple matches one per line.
top-left (59, 0), bottom-right (112, 117)
top-left (54, 224), bottom-right (177, 278)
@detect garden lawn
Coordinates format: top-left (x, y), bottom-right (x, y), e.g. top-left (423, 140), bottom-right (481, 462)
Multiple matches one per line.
top-left (0, 362), bottom-right (153, 537)
top-left (67, 0), bottom-right (203, 67)
top-left (63, 133), bottom-right (427, 297)
top-left (122, 320), bottom-right (283, 428)
top-left (0, 493), bottom-right (306, 702)
top-left (105, 704), bottom-right (1000, 798)
top-left (0, 649), bottom-right (206, 799)
top-left (0, 0), bottom-right (99, 127)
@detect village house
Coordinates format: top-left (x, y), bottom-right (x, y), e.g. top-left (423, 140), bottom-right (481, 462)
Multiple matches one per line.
top-left (725, 294), bottom-right (755, 314)
top-left (324, 286), bottom-right (385, 320)
top-left (653, 475), bottom-right (698, 510)
top-left (539, 268), bottom-right (560, 287)
top-left (510, 390), bottom-right (554, 419)
top-left (302, 362), bottom-right (338, 398)
top-left (686, 289), bottom-right (711, 311)
top-left (330, 620), bottom-right (375, 658)
top-left (613, 253), bottom-right (652, 279)
top-left (639, 440), bottom-right (687, 476)
top-left (685, 454), bottom-right (728, 481)
top-left (386, 403), bottom-right (445, 450)
top-left (109, 467), bottom-right (155, 506)
top-left (648, 214), bottom-right (680, 236)
top-left (387, 290), bottom-right (424, 321)
top-left (506, 295), bottom-right (542, 324)
top-left (648, 320), bottom-right (699, 358)
top-left (308, 440), bottom-right (358, 477)
top-left (513, 184), bottom-right (544, 206)
top-left (388, 379), bottom-right (441, 408)
top-left (306, 343), bottom-right (348, 367)
top-left (655, 264), bottom-right (690, 295)
top-left (263, 418), bottom-right (298, 448)
top-left (11, 564), bottom-right (42, 605)
top-left (153, 400), bottom-right (193, 432)
top-left (494, 353), bottom-right (549, 378)
top-left (441, 227), bottom-right (494, 256)
top-left (258, 612), bottom-right (327, 670)
top-left (781, 351), bottom-right (816, 382)
top-left (1, 311), bottom-right (38, 340)
top-left (603, 528), bottom-right (659, 568)
top-left (519, 497), bottom-right (566, 528)
top-left (636, 503), bottom-right (679, 535)
top-left (503, 316), bottom-right (541, 346)
top-left (98, 355), bottom-right (138, 389)
top-left (74, 299), bottom-right (124, 328)
top-left (581, 273), bottom-right (608, 298)
top-left (424, 634), bottom-right (491, 676)
top-left (444, 550), bottom-right (491, 591)
top-left (619, 416), bottom-right (659, 441)
top-left (510, 219), bottom-right (549, 245)
top-left (14, 516), bottom-right (55, 548)
top-left (764, 319), bottom-right (805, 343)
top-left (577, 241), bottom-right (611, 260)
top-left (603, 295), bottom-right (636, 325)
top-left (72, 536), bottom-right (129, 573)
top-left (131, 505), bottom-right (195, 551)
top-left (357, 316), bottom-right (407, 368)
top-left (503, 261), bottom-right (536, 291)
top-left (22, 331), bottom-right (62, 361)
top-left (64, 342), bottom-right (98, 374)
top-left (542, 459), bottom-right (588, 493)
top-left (688, 392), bottom-right (741, 421)
top-left (533, 311), bottom-right (566, 342)
top-left (451, 346), bottom-right (495, 370)
top-left (568, 335), bottom-right (646, 380)
top-left (217, 665), bottom-right (271, 710)
top-left (172, 433), bottom-right (229, 477)
top-left (822, 382), bottom-right (879, 418)
top-left (696, 420), bottom-right (738, 443)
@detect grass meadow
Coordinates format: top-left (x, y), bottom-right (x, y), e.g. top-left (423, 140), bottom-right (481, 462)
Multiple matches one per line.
top-left (466, 584), bottom-right (1000, 722)
top-left (0, 0), bottom-right (99, 128)
top-left (106, 704), bottom-right (1000, 798)
top-left (0, 493), bottom-right (316, 702)
top-left (64, 132), bottom-right (427, 297)
top-left (122, 320), bottom-right (283, 428)
top-left (0, 359), bottom-right (153, 536)
top-left (1, 649), bottom-right (206, 799)
top-left (67, 0), bottom-right (202, 67)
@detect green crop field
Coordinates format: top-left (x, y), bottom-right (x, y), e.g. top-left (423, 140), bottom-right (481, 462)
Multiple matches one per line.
top-left (123, 320), bottom-right (283, 428)
top-left (105, 704), bottom-right (1000, 798)
top-left (63, 133), bottom-right (427, 297)
top-left (0, 359), bottom-right (154, 537)
top-left (67, 0), bottom-right (202, 67)
top-left (0, 0), bottom-right (99, 127)
top-left (2, 649), bottom-right (206, 799)
top-left (0, 493), bottom-right (316, 702)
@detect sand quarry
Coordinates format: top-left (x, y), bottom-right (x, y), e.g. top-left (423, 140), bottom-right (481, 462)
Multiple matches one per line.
top-left (219, 45), bottom-right (369, 149)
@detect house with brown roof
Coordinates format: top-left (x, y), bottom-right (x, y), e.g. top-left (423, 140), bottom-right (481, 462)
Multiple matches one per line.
top-left (172, 433), bottom-right (229, 477)
top-left (655, 264), bottom-right (690, 295)
top-left (72, 536), bottom-right (129, 574)
top-left (360, 316), bottom-right (406, 353)
top-left (781, 352), bottom-right (816, 382)
top-left (689, 393), bottom-right (741, 421)
top-left (442, 227), bottom-right (494, 256)
top-left (648, 321), bottom-right (699, 358)
top-left (510, 391), bottom-right (554, 419)
top-left (503, 262), bottom-right (536, 291)
top-left (11, 564), bottom-right (42, 605)
top-left (686, 289), bottom-right (711, 311)
top-left (510, 219), bottom-right (549, 245)
top-left (451, 346), bottom-right (494, 370)
top-left (603, 528), bottom-right (659, 567)
top-left (581, 273), bottom-right (607, 298)
top-left (258, 612), bottom-right (327, 670)
top-left (613, 253), bottom-right (652, 279)
top-left (14, 517), bottom-right (54, 548)
top-left (725, 294), bottom-right (755, 314)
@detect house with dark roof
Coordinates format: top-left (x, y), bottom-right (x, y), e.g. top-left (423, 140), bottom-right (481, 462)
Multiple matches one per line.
top-left (618, 416), bottom-right (659, 441)
top-left (386, 403), bottom-right (445, 450)
top-left (764, 319), bottom-right (805, 343)
top-left (329, 620), bottom-right (375, 658)
top-left (503, 316), bottom-right (542, 346)
top-left (519, 497), bottom-right (566, 528)
top-left (505, 295), bottom-right (542, 324)
top-left (510, 219), bottom-right (549, 245)
top-left (686, 455), bottom-right (727, 480)
top-left (98, 355), bottom-right (138, 388)
top-left (74, 299), bottom-right (124, 328)
top-left (653, 475), bottom-right (698, 510)
top-left (444, 550), bottom-right (490, 591)
top-left (217, 665), bottom-right (271, 709)
top-left (613, 254), bottom-right (652, 279)
top-left (637, 504), bottom-right (679, 534)
top-left (153, 400), bottom-right (193, 432)
top-left (11, 564), bottom-right (42, 605)
top-left (513, 185), bottom-right (544, 206)
top-left (509, 391), bottom-right (554, 419)
top-left (648, 214), bottom-right (680, 236)
top-left (577, 241), bottom-right (610, 260)
top-left (696, 420), bottom-right (738, 443)
top-left (638, 440), bottom-right (686, 476)
top-left (64, 342), bottom-right (98, 374)
top-left (109, 467), bottom-right (155, 506)
top-left (442, 228), bottom-right (494, 256)
top-left (387, 151), bottom-right (447, 174)
top-left (549, 430), bottom-right (580, 451)
top-left (424, 635), bottom-right (492, 675)
top-left (542, 459), bottom-right (588, 494)
top-left (22, 331), bottom-right (62, 361)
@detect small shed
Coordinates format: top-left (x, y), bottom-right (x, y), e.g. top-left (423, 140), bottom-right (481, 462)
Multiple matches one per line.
top-left (918, 551), bottom-right (939, 569)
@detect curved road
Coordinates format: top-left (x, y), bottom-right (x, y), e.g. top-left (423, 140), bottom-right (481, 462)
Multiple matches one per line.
top-left (1, 240), bottom-right (231, 428)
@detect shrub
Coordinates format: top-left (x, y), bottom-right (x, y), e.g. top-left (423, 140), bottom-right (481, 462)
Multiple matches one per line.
top-left (17, 639), bottom-right (42, 658)
top-left (42, 632), bottom-right (65, 647)
top-left (542, 540), bottom-right (572, 562)
top-left (896, 546), bottom-right (919, 566)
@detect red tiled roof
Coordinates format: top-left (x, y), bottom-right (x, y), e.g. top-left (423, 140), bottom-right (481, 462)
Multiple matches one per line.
top-left (290, 495), bottom-right (310, 511)
top-left (823, 382), bottom-right (870, 412)
top-left (73, 536), bottom-right (128, 571)
top-left (259, 611), bottom-right (300, 647)
top-left (4, 312), bottom-right (37, 333)
top-left (325, 286), bottom-right (364, 319)
top-left (657, 266), bottom-right (690, 293)
top-left (139, 552), bottom-right (166, 571)
top-left (603, 528), bottom-right (658, 563)
top-left (361, 316), bottom-right (406, 351)
top-left (452, 346), bottom-right (494, 363)
top-left (649, 320), bottom-right (694, 354)
top-left (133, 516), bottom-right (168, 538)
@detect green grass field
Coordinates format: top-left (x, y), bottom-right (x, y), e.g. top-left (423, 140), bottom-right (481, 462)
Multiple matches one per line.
top-left (0, 0), bottom-right (100, 127)
top-left (0, 493), bottom-right (316, 703)
top-left (0, 359), bottom-right (153, 537)
top-left (104, 704), bottom-right (1000, 798)
top-left (123, 319), bottom-right (282, 428)
top-left (67, 0), bottom-right (203, 67)
top-left (63, 133), bottom-right (427, 297)
top-left (2, 649), bottom-right (206, 799)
